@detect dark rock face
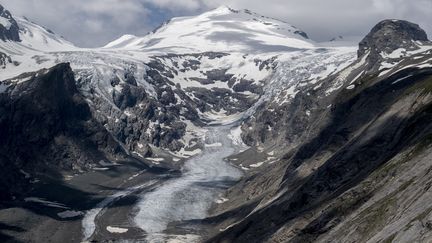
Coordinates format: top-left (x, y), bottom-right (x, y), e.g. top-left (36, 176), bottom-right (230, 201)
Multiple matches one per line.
top-left (205, 69), bottom-right (233, 82)
top-left (112, 84), bottom-right (146, 110)
top-left (0, 63), bottom-right (126, 201)
top-left (294, 30), bottom-right (309, 39)
top-left (0, 4), bottom-right (20, 42)
top-left (82, 51), bottom-right (272, 155)
top-left (209, 20), bottom-right (432, 243)
top-left (358, 19), bottom-right (429, 58)
top-left (73, 51), bottom-right (270, 158)
top-left (0, 52), bottom-right (11, 68)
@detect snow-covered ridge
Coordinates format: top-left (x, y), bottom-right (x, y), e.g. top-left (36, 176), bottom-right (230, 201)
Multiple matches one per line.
top-left (0, 16), bottom-right (79, 79)
top-left (0, 17), bottom-right (76, 55)
top-left (16, 17), bottom-right (76, 52)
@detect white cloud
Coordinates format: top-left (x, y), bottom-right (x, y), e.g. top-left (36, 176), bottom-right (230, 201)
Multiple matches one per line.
top-left (0, 0), bottom-right (430, 47)
top-left (0, 0), bottom-right (153, 47)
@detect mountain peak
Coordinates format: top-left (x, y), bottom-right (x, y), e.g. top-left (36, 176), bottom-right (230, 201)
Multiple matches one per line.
top-left (358, 19), bottom-right (429, 58)
top-left (0, 4), bottom-right (20, 42)
top-left (212, 5), bottom-right (235, 12)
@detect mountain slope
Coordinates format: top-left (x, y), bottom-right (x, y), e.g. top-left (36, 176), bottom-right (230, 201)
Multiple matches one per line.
top-left (206, 20), bottom-right (432, 243)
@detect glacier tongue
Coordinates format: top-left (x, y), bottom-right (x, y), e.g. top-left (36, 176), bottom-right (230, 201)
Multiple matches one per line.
top-left (134, 126), bottom-right (243, 242)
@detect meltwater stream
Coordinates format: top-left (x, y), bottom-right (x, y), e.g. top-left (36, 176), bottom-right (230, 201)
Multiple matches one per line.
top-left (133, 125), bottom-right (243, 242)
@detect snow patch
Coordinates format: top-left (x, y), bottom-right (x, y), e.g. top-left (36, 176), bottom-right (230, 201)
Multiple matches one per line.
top-left (127, 171), bottom-right (145, 181)
top-left (346, 84), bottom-right (355, 90)
top-left (145, 157), bottom-right (165, 164)
top-left (249, 162), bottom-right (265, 168)
top-left (0, 16), bottom-right (12, 30)
top-left (216, 197), bottom-right (229, 204)
top-left (106, 226), bottom-right (128, 234)
top-left (19, 169), bottom-right (31, 179)
top-left (239, 164), bottom-right (250, 171)
top-left (392, 75), bottom-right (413, 85)
top-left (205, 142), bottom-right (223, 147)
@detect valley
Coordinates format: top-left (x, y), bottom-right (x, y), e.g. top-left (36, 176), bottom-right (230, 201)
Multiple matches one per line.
top-left (1, 3), bottom-right (432, 243)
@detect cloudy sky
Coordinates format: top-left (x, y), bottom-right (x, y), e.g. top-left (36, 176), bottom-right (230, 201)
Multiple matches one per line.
top-left (1, 0), bottom-right (431, 47)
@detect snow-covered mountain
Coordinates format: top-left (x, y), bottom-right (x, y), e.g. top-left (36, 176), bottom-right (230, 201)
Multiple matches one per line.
top-left (14, 17), bottom-right (76, 51)
top-left (0, 4), bottom-right (358, 203)
top-left (0, 4), bottom-right (377, 173)
top-left (0, 5), bottom-right (356, 144)
top-left (104, 6), bottom-right (313, 53)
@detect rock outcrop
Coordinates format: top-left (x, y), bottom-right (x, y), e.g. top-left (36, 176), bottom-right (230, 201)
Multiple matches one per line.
top-left (0, 4), bottom-right (20, 42)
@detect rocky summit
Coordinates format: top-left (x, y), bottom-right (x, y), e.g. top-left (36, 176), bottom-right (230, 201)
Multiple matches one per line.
top-left (358, 19), bottom-right (429, 66)
top-left (359, 19), bottom-right (429, 55)
top-left (0, 3), bottom-right (432, 243)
